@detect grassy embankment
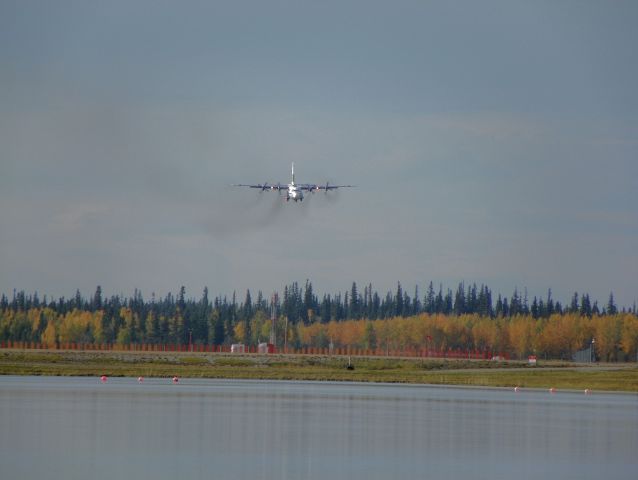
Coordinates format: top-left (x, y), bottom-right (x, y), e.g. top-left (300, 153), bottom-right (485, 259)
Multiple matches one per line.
top-left (1, 349), bottom-right (637, 392)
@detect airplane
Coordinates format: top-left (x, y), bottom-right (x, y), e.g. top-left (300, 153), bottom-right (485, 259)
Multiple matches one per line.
top-left (233, 163), bottom-right (355, 202)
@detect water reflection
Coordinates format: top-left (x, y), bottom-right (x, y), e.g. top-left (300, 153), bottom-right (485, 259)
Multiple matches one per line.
top-left (1, 377), bottom-right (637, 480)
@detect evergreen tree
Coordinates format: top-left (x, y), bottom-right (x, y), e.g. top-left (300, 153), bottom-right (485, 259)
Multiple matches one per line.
top-left (144, 310), bottom-right (160, 344)
top-left (303, 280), bottom-right (316, 324)
top-left (570, 292), bottom-right (579, 313)
top-left (502, 297), bottom-right (510, 317)
top-left (412, 285), bottom-right (420, 315)
top-left (510, 288), bottom-right (521, 316)
top-left (362, 284), bottom-right (369, 318)
top-left (531, 297), bottom-right (539, 319)
top-left (129, 312), bottom-right (139, 344)
top-left (169, 310), bottom-right (184, 344)
top-left (320, 295), bottom-right (331, 323)
top-left (73, 289), bottom-right (83, 311)
top-left (243, 290), bottom-right (253, 320)
top-left (363, 321), bottom-right (377, 350)
top-left (0, 294), bottom-right (8, 311)
top-left (372, 291), bottom-right (380, 319)
top-left (403, 291), bottom-right (410, 317)
top-left (159, 315), bottom-right (170, 343)
top-left (478, 285), bottom-right (493, 317)
top-left (330, 293), bottom-right (340, 321)
top-left (607, 292), bottom-right (618, 315)
top-left (444, 289), bottom-right (453, 314)
top-left (394, 282), bottom-right (403, 317)
top-left (495, 294), bottom-right (504, 317)
top-left (522, 287), bottom-right (529, 315)
top-left (178, 286), bottom-right (186, 311)
top-left (212, 311), bottom-right (225, 345)
top-left (176, 286), bottom-right (189, 343)
top-left (426, 282), bottom-right (435, 314)
top-left (435, 285), bottom-right (444, 314)
top-left (454, 283), bottom-right (466, 316)
top-left (546, 289), bottom-right (554, 316)
top-left (350, 282), bottom-right (359, 319)
top-left (194, 287), bottom-right (210, 344)
top-left (243, 314), bottom-right (251, 346)
top-left (592, 301), bottom-right (600, 316)
top-left (468, 284), bottom-right (478, 314)
top-left (92, 286), bottom-right (103, 311)
top-left (343, 291), bottom-right (349, 319)
top-left (580, 293), bottom-right (592, 317)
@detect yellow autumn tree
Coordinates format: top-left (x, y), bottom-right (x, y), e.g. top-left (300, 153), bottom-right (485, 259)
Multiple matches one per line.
top-left (508, 316), bottom-right (535, 358)
top-left (298, 322), bottom-right (325, 347)
top-left (233, 322), bottom-right (245, 344)
top-left (592, 315), bottom-right (622, 361)
top-left (620, 313), bottom-right (638, 360)
top-left (325, 320), bottom-right (343, 347)
top-left (58, 309), bottom-right (94, 344)
top-left (41, 321), bottom-right (57, 348)
top-left (372, 319), bottom-right (393, 353)
top-left (536, 313), bottom-right (592, 359)
top-left (472, 317), bottom-right (499, 351)
top-left (341, 319), bottom-right (366, 348)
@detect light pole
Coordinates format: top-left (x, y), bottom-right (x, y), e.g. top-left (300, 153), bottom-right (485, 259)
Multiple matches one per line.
top-left (189, 329), bottom-right (193, 352)
top-left (591, 337), bottom-right (595, 363)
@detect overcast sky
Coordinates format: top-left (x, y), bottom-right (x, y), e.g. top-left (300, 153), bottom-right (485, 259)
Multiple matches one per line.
top-left (1, 0), bottom-right (637, 307)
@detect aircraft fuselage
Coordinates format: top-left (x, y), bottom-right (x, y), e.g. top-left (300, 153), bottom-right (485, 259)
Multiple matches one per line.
top-left (287, 184), bottom-right (303, 202)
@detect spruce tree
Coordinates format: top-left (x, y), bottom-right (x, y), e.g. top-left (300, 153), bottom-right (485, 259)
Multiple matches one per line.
top-left (607, 293), bottom-right (618, 315)
top-left (444, 289), bottom-right (453, 314)
top-left (580, 294), bottom-right (592, 317)
top-left (350, 282), bottom-right (359, 319)
top-left (435, 285), bottom-right (444, 314)
top-left (546, 289), bottom-right (554, 317)
top-left (412, 285), bottom-right (420, 315)
top-left (426, 282), bottom-right (435, 314)
top-left (454, 283), bottom-right (465, 316)
top-left (395, 282), bottom-right (403, 317)
top-left (495, 294), bottom-right (504, 317)
top-left (93, 286), bottom-right (103, 311)
top-left (304, 280), bottom-right (315, 324)
top-left (570, 292), bottom-right (579, 313)
top-left (531, 297), bottom-right (539, 319)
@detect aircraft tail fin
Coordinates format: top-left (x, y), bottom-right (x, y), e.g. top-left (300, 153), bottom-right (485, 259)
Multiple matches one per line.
top-left (291, 162), bottom-right (295, 184)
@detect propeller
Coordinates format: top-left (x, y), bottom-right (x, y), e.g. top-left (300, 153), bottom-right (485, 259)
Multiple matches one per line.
top-left (261, 182), bottom-right (269, 192)
top-left (324, 182), bottom-right (329, 194)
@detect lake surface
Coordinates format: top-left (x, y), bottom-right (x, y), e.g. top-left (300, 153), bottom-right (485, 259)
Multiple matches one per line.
top-left (1, 376), bottom-right (637, 480)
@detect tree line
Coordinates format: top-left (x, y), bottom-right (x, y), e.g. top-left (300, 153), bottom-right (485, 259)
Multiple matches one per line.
top-left (1, 282), bottom-right (636, 360)
top-left (295, 312), bottom-right (638, 362)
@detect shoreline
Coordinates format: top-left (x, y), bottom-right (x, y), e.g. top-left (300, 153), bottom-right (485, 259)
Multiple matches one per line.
top-left (1, 349), bottom-right (637, 392)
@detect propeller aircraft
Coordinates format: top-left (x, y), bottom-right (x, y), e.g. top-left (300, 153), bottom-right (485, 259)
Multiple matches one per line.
top-left (233, 163), bottom-right (355, 202)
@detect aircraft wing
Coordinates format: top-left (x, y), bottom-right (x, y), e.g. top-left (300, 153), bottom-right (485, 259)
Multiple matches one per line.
top-left (300, 183), bottom-right (355, 192)
top-left (232, 183), bottom-right (287, 191)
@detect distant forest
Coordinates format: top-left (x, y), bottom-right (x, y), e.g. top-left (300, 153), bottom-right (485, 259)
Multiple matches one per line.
top-left (1, 282), bottom-right (637, 361)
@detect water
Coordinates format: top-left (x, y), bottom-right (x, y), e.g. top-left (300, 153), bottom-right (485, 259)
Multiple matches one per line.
top-left (1, 376), bottom-right (637, 480)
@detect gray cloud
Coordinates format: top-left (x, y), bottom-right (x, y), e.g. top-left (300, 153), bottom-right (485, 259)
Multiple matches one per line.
top-left (1, 1), bottom-right (637, 307)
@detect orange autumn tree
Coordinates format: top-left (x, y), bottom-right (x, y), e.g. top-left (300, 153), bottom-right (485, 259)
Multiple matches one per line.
top-left (620, 313), bottom-right (638, 360)
top-left (508, 315), bottom-right (535, 358)
top-left (592, 314), bottom-right (622, 361)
